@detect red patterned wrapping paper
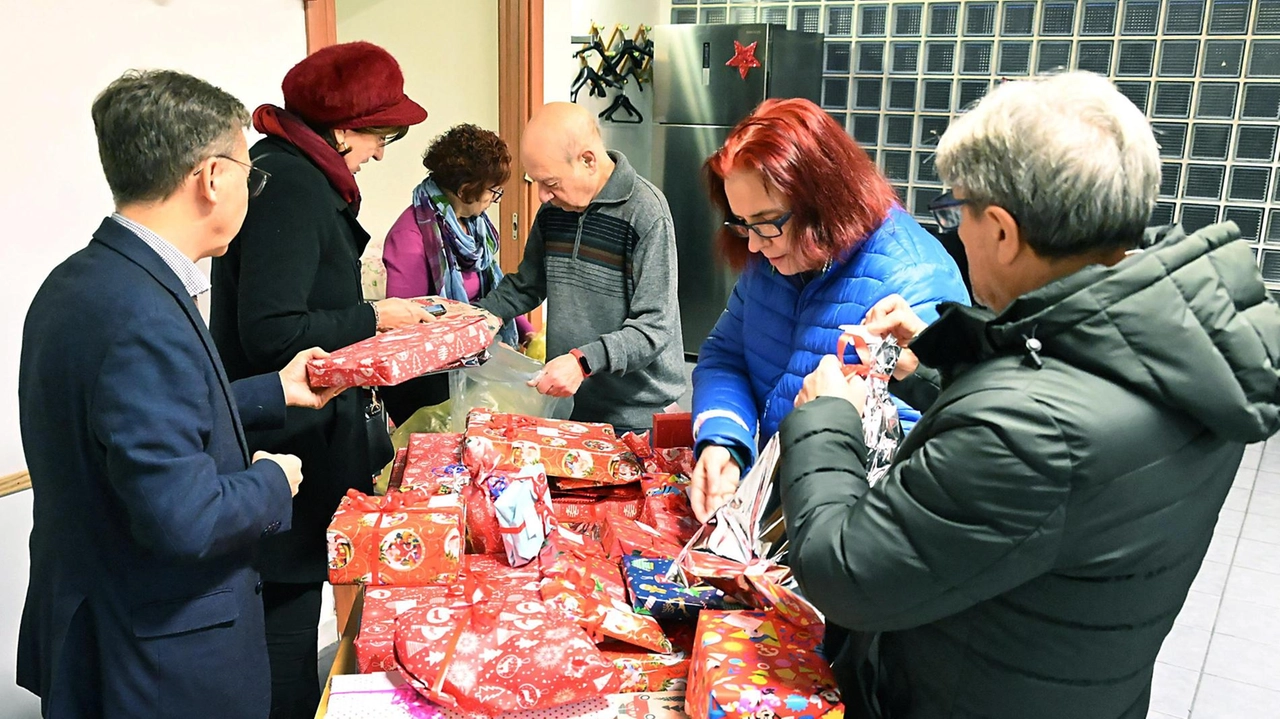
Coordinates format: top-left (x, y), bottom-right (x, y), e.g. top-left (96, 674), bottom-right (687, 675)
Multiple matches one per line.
top-left (463, 410), bottom-right (645, 485)
top-left (307, 313), bottom-right (495, 387)
top-left (600, 622), bottom-right (695, 692)
top-left (687, 611), bottom-right (842, 719)
top-left (601, 517), bottom-right (685, 561)
top-left (552, 484), bottom-right (648, 541)
top-left (537, 529), bottom-right (672, 654)
top-left (327, 489), bottom-right (464, 586)
top-left (356, 557), bottom-right (543, 673)
top-left (462, 435), bottom-right (558, 556)
top-left (398, 433), bottom-right (468, 495)
top-left (394, 595), bottom-right (620, 714)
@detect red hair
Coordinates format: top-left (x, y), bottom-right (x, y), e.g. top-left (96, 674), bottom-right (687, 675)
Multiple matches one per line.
top-left (705, 98), bottom-right (898, 270)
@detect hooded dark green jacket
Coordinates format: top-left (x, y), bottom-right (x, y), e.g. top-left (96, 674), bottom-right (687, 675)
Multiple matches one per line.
top-left (778, 222), bottom-right (1280, 719)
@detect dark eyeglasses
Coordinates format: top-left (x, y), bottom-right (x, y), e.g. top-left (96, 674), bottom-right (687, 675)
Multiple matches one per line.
top-left (359, 128), bottom-right (408, 148)
top-left (489, 186), bottom-right (505, 201)
top-left (928, 190), bottom-right (974, 231)
top-left (724, 211), bottom-right (793, 239)
top-left (193, 155), bottom-right (271, 198)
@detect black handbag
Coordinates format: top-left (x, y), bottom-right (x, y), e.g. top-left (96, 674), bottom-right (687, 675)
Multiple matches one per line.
top-left (362, 388), bottom-right (394, 475)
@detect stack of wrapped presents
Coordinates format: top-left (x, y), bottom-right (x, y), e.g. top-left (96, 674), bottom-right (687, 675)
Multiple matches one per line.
top-left (324, 409), bottom-right (846, 719)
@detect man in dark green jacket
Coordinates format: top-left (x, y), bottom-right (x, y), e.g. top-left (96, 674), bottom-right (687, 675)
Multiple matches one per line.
top-left (779, 71), bottom-right (1280, 719)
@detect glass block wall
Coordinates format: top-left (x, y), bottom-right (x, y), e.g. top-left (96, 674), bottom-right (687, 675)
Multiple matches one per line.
top-left (667, 0), bottom-right (1280, 291)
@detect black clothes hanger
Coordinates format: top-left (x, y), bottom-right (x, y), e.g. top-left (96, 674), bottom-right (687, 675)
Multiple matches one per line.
top-left (599, 92), bottom-right (643, 124)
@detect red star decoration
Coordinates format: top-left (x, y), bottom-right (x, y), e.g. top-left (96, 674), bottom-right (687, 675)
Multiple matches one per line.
top-left (726, 40), bottom-right (761, 80)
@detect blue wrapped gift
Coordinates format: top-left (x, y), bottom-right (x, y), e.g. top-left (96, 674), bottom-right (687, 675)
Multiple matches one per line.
top-left (622, 556), bottom-right (726, 621)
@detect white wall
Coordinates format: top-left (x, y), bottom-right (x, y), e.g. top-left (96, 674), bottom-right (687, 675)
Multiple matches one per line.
top-left (544, 0), bottom-right (663, 179)
top-left (335, 0), bottom-right (501, 251)
top-left (0, 1), bottom-right (306, 714)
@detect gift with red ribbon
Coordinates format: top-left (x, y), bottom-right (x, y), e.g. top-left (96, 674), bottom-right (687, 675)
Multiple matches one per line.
top-left (463, 410), bottom-right (645, 485)
top-left (686, 610), bottom-right (842, 719)
top-left (393, 592), bottom-right (620, 714)
top-left (356, 557), bottom-right (543, 672)
top-left (307, 308), bottom-right (496, 387)
top-left (327, 488), bottom-right (465, 586)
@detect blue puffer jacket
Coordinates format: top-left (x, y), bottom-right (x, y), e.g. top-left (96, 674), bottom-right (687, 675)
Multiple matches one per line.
top-left (691, 207), bottom-right (969, 466)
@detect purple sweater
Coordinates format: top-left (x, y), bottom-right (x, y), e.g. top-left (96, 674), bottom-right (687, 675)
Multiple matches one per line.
top-left (383, 206), bottom-right (533, 338)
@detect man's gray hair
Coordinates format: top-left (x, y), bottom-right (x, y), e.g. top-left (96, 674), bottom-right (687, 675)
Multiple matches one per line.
top-left (935, 71), bottom-right (1160, 257)
top-left (91, 70), bottom-right (249, 206)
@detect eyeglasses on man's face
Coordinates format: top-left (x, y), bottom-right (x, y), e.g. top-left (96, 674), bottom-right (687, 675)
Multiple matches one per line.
top-left (724, 211), bottom-right (793, 239)
top-left (928, 190), bottom-right (974, 231)
top-left (193, 155), bottom-right (271, 198)
top-left (489, 186), bottom-right (505, 202)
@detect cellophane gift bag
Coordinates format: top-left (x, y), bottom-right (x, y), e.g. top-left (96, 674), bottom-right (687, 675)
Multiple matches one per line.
top-left (327, 488), bottom-right (464, 586)
top-left (837, 324), bottom-right (903, 486)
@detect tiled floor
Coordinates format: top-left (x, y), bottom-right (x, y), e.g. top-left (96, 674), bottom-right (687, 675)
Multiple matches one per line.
top-left (317, 433), bottom-right (1280, 718)
top-left (1149, 440), bottom-right (1280, 719)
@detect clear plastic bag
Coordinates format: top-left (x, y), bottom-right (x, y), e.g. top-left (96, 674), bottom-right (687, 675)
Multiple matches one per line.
top-left (447, 343), bottom-right (574, 432)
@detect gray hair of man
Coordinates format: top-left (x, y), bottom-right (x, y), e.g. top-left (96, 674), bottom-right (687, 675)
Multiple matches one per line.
top-left (934, 71), bottom-right (1160, 258)
top-left (91, 70), bottom-right (250, 206)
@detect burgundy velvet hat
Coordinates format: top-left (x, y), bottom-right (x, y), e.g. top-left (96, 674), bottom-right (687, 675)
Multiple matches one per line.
top-left (282, 41), bottom-right (427, 129)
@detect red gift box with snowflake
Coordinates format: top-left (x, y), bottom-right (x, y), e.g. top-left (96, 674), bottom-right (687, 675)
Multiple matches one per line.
top-left (356, 557), bottom-right (543, 673)
top-left (327, 488), bottom-right (465, 586)
top-left (686, 610), bottom-right (843, 719)
top-left (463, 410), bottom-right (645, 486)
top-left (393, 592), bottom-right (620, 715)
top-left (307, 310), bottom-right (495, 387)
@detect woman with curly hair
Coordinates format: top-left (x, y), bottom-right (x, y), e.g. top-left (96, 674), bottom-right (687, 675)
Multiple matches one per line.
top-left (376, 123), bottom-right (532, 423)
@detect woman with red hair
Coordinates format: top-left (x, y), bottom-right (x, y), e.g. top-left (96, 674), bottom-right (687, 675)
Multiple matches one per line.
top-left (689, 98), bottom-right (968, 521)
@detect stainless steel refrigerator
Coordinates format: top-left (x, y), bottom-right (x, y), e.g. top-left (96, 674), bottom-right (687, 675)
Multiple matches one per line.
top-left (651, 23), bottom-right (822, 358)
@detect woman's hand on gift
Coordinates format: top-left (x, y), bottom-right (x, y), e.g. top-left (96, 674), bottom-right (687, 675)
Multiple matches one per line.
top-left (373, 298), bottom-right (436, 331)
top-left (279, 347), bottom-right (346, 409)
top-left (796, 355), bottom-right (867, 413)
top-left (690, 445), bottom-right (741, 523)
top-left (528, 353), bottom-right (585, 397)
top-left (863, 294), bottom-right (925, 380)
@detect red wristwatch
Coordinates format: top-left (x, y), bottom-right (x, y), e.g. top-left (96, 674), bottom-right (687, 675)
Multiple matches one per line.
top-left (568, 348), bottom-right (592, 377)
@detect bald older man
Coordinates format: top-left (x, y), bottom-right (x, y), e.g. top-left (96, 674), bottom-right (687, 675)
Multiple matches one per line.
top-left (477, 102), bottom-right (685, 432)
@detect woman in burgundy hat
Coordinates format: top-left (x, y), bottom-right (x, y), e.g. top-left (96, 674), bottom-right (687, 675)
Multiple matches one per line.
top-left (209, 41), bottom-right (430, 719)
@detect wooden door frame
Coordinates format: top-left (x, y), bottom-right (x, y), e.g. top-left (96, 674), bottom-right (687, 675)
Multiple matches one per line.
top-left (303, 0), bottom-right (543, 328)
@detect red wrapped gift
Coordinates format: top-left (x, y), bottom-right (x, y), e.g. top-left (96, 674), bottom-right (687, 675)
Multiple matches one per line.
top-left (552, 483), bottom-right (648, 540)
top-left (687, 611), bottom-right (842, 719)
top-left (600, 622), bottom-right (695, 692)
top-left (394, 594), bottom-right (619, 714)
top-left (357, 559), bottom-right (543, 673)
top-left (623, 433), bottom-right (696, 478)
top-left (601, 517), bottom-right (684, 560)
top-left (538, 529), bottom-right (672, 654)
top-left (307, 312), bottom-right (495, 387)
top-left (398, 433), bottom-right (468, 495)
top-left (327, 489), bottom-right (465, 586)
top-left (463, 410), bottom-right (645, 485)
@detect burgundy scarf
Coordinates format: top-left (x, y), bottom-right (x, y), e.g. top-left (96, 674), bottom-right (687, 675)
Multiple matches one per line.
top-left (252, 105), bottom-right (361, 215)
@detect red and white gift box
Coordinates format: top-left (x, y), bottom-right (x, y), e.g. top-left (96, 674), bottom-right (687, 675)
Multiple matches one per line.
top-left (307, 312), bottom-right (495, 387)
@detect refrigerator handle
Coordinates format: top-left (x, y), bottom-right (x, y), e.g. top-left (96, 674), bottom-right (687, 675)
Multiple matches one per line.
top-left (702, 42), bottom-right (711, 86)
